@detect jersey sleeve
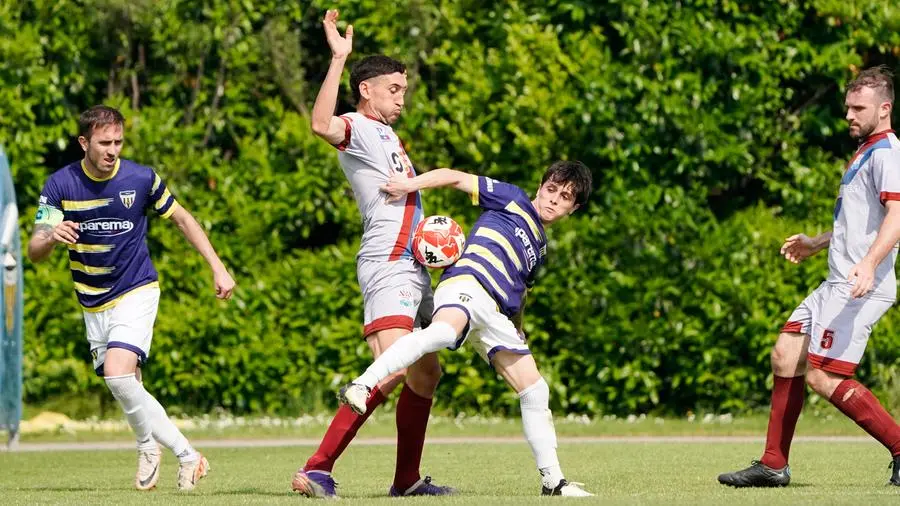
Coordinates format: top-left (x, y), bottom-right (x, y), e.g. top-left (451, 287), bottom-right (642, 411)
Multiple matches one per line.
top-left (333, 114), bottom-right (372, 154)
top-left (872, 149), bottom-right (900, 205)
top-left (473, 176), bottom-right (529, 211)
top-left (34, 177), bottom-right (64, 228)
top-left (147, 170), bottom-right (180, 219)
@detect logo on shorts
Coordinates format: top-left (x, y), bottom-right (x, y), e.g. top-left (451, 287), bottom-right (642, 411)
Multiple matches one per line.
top-left (119, 190), bottom-right (136, 209)
top-left (91, 349), bottom-right (98, 361)
top-left (458, 293), bottom-right (472, 303)
top-left (399, 289), bottom-right (414, 308)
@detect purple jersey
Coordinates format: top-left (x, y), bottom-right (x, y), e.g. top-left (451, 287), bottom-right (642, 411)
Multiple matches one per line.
top-left (441, 176), bottom-right (547, 317)
top-left (35, 159), bottom-right (179, 311)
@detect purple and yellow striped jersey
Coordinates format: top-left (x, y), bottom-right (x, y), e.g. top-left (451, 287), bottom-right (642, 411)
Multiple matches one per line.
top-left (34, 158), bottom-right (179, 311)
top-left (441, 176), bottom-right (547, 317)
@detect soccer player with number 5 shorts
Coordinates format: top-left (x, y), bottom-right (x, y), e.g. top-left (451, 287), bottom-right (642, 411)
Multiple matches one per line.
top-left (719, 66), bottom-right (900, 488)
top-left (28, 105), bottom-right (236, 491)
top-left (291, 9), bottom-right (454, 498)
top-left (339, 161), bottom-right (595, 497)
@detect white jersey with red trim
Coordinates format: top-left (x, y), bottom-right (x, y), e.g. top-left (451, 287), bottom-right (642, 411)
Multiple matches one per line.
top-left (828, 130), bottom-right (900, 301)
top-left (334, 112), bottom-right (423, 261)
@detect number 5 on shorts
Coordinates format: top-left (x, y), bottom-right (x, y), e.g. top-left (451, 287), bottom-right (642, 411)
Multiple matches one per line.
top-left (820, 329), bottom-right (834, 350)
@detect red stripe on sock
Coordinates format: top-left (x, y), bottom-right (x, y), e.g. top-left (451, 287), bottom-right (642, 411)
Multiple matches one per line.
top-left (760, 375), bottom-right (805, 469)
top-left (304, 387), bottom-right (387, 472)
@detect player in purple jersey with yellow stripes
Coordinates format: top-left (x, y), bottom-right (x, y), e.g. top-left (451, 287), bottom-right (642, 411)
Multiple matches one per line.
top-left (339, 161), bottom-right (595, 496)
top-left (28, 105), bottom-right (235, 491)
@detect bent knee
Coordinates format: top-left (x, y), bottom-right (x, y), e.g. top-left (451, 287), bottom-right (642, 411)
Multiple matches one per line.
top-left (408, 354), bottom-right (443, 391)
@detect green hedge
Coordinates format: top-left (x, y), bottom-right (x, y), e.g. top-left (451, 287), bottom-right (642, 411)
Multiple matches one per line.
top-left (4, 0), bottom-right (900, 415)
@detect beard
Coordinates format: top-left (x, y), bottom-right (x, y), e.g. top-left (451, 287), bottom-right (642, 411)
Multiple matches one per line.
top-left (850, 115), bottom-right (879, 140)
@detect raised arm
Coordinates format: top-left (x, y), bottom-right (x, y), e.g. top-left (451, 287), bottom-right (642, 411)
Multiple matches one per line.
top-left (168, 205), bottom-right (235, 299)
top-left (380, 168), bottom-right (477, 202)
top-left (310, 10), bottom-right (354, 145)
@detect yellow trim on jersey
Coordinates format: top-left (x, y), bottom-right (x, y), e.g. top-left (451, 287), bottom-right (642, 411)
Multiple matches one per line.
top-left (151, 173), bottom-right (162, 193)
top-left (81, 281), bottom-right (160, 313)
top-left (81, 159), bottom-right (120, 181)
top-left (470, 175), bottom-right (479, 205)
top-left (69, 261), bottom-right (114, 275)
top-left (67, 243), bottom-right (114, 253)
top-left (505, 201), bottom-right (541, 239)
top-left (160, 200), bottom-right (180, 219)
top-left (474, 228), bottom-right (523, 270)
top-left (465, 244), bottom-right (514, 284)
top-left (154, 188), bottom-right (172, 210)
top-left (454, 258), bottom-right (509, 301)
top-left (73, 282), bottom-right (111, 296)
top-left (61, 198), bottom-right (113, 211)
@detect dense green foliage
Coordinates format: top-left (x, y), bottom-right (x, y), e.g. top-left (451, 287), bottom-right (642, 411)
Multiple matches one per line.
top-left (3, 0), bottom-right (900, 416)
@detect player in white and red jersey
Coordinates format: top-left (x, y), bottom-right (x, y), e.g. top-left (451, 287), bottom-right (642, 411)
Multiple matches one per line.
top-left (719, 66), bottom-right (900, 488)
top-left (291, 10), bottom-right (453, 498)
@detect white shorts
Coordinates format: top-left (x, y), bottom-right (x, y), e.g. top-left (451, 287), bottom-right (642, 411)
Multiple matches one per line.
top-left (433, 275), bottom-right (530, 364)
top-left (782, 281), bottom-right (892, 376)
top-left (83, 285), bottom-right (160, 376)
top-left (357, 258), bottom-right (433, 338)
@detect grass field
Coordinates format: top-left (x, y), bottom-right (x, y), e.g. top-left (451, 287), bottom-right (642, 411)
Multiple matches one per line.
top-left (1, 439), bottom-right (898, 505)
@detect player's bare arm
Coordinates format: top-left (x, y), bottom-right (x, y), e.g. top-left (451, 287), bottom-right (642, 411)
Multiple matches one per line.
top-left (779, 231), bottom-right (832, 264)
top-left (848, 200), bottom-right (900, 298)
top-left (168, 205), bottom-right (236, 299)
top-left (380, 168), bottom-right (477, 203)
top-left (27, 221), bottom-right (80, 263)
top-left (310, 9), bottom-right (354, 145)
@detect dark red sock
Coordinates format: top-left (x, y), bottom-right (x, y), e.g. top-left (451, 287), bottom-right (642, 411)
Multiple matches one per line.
top-left (304, 386), bottom-right (387, 472)
top-left (830, 379), bottom-right (900, 457)
top-left (760, 375), bottom-right (806, 469)
top-left (393, 384), bottom-right (433, 490)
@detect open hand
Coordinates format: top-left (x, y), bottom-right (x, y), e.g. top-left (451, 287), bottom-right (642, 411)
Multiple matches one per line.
top-left (380, 173), bottom-right (415, 203)
top-left (323, 9), bottom-right (353, 59)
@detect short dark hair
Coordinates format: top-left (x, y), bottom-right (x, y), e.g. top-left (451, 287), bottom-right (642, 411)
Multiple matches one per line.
top-left (349, 55), bottom-right (406, 104)
top-left (541, 160), bottom-right (593, 207)
top-left (848, 65), bottom-right (895, 104)
top-left (78, 105), bottom-right (125, 139)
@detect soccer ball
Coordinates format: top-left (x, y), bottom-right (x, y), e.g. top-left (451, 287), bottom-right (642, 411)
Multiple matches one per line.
top-left (412, 215), bottom-right (466, 268)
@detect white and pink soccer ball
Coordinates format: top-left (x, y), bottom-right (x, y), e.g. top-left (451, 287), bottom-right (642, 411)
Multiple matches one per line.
top-left (412, 215), bottom-right (465, 268)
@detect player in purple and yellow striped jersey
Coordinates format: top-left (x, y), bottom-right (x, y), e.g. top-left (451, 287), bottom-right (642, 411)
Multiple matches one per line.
top-left (28, 105), bottom-right (235, 491)
top-left (340, 161), bottom-right (595, 496)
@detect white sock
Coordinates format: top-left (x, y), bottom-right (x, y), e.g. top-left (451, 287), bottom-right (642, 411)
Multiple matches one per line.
top-left (105, 374), bottom-right (154, 446)
top-left (355, 322), bottom-right (458, 389)
top-left (519, 378), bottom-right (563, 488)
top-left (141, 386), bottom-right (197, 462)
